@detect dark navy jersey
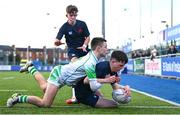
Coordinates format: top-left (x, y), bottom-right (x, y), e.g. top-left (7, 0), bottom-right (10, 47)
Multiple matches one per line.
top-left (56, 20), bottom-right (90, 49)
top-left (95, 61), bottom-right (118, 78)
top-left (75, 61), bottom-right (118, 106)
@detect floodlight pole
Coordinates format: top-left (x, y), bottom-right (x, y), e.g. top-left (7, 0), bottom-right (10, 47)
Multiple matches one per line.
top-left (12, 45), bottom-right (16, 65)
top-left (43, 46), bottom-right (47, 66)
top-left (139, 0), bottom-right (142, 39)
top-left (27, 46), bottom-right (30, 61)
top-left (102, 0), bottom-right (105, 39)
top-left (171, 0), bottom-right (173, 27)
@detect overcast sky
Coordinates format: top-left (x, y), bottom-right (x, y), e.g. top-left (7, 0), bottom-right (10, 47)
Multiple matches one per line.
top-left (0, 0), bottom-right (180, 49)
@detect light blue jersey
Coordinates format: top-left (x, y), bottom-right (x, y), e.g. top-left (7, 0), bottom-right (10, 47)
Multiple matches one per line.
top-left (47, 51), bottom-right (99, 87)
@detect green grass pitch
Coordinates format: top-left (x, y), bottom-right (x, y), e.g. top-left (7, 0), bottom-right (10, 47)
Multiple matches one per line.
top-left (0, 71), bottom-right (180, 114)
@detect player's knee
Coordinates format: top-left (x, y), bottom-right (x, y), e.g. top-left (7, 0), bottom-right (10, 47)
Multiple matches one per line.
top-left (38, 101), bottom-right (52, 108)
top-left (41, 84), bottom-right (47, 93)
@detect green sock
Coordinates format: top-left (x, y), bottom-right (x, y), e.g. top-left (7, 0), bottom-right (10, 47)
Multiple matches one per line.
top-left (18, 95), bottom-right (28, 103)
top-left (28, 66), bottom-right (38, 76)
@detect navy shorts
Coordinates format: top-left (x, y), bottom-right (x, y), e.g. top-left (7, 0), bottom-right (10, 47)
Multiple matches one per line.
top-left (76, 94), bottom-right (99, 107)
top-left (67, 48), bottom-right (90, 59)
top-left (74, 79), bottom-right (99, 107)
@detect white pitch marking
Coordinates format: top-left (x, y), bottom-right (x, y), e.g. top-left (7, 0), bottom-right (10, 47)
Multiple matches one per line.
top-left (119, 85), bottom-right (180, 107)
top-left (131, 88), bottom-right (180, 107)
top-left (0, 105), bottom-right (179, 109)
top-left (52, 105), bottom-right (179, 108)
top-left (0, 89), bottom-right (28, 92)
top-left (2, 76), bottom-right (15, 80)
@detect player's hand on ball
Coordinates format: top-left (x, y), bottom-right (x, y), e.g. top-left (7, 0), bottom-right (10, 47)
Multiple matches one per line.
top-left (123, 85), bottom-right (131, 96)
top-left (112, 88), bottom-right (131, 104)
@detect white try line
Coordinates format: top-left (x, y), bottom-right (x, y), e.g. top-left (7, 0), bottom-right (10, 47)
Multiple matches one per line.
top-left (0, 105), bottom-right (179, 109)
top-left (0, 89), bottom-right (28, 92)
top-left (131, 88), bottom-right (180, 107)
top-left (0, 105), bottom-right (83, 108)
top-left (52, 105), bottom-right (180, 109)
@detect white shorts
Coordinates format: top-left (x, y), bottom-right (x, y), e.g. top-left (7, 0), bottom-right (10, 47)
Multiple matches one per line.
top-left (47, 65), bottom-right (65, 88)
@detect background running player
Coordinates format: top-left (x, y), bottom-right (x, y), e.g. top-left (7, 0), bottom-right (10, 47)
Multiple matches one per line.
top-left (54, 5), bottom-right (91, 104)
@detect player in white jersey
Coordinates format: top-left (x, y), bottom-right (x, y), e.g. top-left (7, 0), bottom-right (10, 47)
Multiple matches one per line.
top-left (48, 50), bottom-right (100, 88)
top-left (7, 37), bottom-right (118, 108)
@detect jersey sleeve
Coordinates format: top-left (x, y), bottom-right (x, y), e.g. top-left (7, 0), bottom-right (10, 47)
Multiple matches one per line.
top-left (82, 22), bottom-right (90, 37)
top-left (56, 24), bottom-right (65, 40)
top-left (84, 64), bottom-right (96, 80)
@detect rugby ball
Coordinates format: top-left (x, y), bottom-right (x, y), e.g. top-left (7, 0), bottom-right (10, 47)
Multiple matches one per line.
top-left (112, 89), bottom-right (131, 104)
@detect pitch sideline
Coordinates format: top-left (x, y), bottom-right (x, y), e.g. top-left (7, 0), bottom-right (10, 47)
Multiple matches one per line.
top-left (131, 88), bottom-right (180, 107)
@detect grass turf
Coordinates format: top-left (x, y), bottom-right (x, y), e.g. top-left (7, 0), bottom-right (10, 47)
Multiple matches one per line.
top-left (0, 71), bottom-right (180, 114)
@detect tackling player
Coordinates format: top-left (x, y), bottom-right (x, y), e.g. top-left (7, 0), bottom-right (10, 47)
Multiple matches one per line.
top-left (7, 37), bottom-right (117, 108)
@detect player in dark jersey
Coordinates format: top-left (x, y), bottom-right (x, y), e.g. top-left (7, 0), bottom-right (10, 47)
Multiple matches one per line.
top-left (54, 5), bottom-right (90, 61)
top-left (54, 5), bottom-right (91, 103)
top-left (74, 50), bottom-right (131, 107)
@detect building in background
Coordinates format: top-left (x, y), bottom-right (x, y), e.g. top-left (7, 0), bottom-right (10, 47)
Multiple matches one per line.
top-left (0, 45), bottom-right (69, 66)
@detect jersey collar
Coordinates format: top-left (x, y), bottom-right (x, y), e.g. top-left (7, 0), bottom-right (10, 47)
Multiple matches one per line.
top-left (91, 51), bottom-right (98, 62)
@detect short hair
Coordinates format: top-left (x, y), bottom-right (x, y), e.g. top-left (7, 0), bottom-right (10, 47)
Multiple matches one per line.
top-left (66, 5), bottom-right (78, 14)
top-left (91, 37), bottom-right (106, 50)
top-left (111, 50), bottom-right (128, 64)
